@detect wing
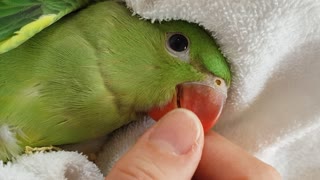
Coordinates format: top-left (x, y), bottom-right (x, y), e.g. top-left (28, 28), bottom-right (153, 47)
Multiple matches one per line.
top-left (0, 0), bottom-right (90, 54)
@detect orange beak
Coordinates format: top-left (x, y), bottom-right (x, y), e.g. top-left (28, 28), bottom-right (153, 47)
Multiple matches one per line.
top-left (148, 79), bottom-right (227, 132)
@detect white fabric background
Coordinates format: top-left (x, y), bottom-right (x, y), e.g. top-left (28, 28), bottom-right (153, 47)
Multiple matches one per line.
top-left (1, 0), bottom-right (319, 179)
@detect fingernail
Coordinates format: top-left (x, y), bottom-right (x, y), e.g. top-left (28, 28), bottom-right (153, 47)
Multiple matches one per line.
top-left (149, 109), bottom-right (202, 155)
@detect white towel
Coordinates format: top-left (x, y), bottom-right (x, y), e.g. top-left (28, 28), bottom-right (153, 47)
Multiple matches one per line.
top-left (0, 151), bottom-right (103, 180)
top-left (1, 0), bottom-right (319, 179)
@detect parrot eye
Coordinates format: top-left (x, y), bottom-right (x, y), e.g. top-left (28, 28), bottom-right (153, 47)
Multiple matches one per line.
top-left (168, 33), bottom-right (189, 52)
top-left (166, 33), bottom-right (190, 62)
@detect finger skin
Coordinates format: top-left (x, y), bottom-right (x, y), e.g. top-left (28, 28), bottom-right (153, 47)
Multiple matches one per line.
top-left (193, 131), bottom-right (282, 180)
top-left (106, 109), bottom-right (204, 180)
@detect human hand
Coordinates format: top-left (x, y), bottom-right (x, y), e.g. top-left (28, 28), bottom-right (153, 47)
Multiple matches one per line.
top-left (106, 109), bottom-right (281, 180)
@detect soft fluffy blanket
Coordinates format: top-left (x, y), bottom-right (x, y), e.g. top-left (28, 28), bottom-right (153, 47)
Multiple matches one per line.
top-left (1, 0), bottom-right (319, 179)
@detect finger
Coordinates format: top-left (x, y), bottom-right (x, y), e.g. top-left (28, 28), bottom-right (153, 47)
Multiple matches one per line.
top-left (106, 109), bottom-right (204, 180)
top-left (193, 131), bottom-right (281, 180)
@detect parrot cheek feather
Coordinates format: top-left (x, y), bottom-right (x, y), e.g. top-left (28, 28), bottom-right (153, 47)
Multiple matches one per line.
top-left (0, 125), bottom-right (23, 161)
top-left (148, 91), bottom-right (178, 120)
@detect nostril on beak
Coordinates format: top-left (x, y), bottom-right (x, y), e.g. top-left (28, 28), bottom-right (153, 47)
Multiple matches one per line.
top-left (215, 79), bottom-right (222, 86)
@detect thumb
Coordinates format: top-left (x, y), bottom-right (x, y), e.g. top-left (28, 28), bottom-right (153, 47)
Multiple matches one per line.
top-left (106, 109), bottom-right (204, 180)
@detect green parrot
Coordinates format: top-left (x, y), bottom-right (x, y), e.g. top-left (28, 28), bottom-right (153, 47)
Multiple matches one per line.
top-left (0, 0), bottom-right (231, 162)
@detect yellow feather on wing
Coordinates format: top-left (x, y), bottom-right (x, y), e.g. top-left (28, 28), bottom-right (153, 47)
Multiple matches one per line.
top-left (0, 0), bottom-right (90, 54)
top-left (0, 15), bottom-right (57, 54)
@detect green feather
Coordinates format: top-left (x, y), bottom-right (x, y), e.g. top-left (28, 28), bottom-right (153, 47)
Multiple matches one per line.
top-left (0, 0), bottom-right (90, 54)
top-left (0, 1), bottom-right (231, 161)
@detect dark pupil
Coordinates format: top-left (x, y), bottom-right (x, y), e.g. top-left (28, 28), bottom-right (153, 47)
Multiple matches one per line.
top-left (168, 34), bottom-right (188, 52)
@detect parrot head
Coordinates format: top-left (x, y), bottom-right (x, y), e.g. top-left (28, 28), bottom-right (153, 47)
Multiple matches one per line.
top-left (100, 15), bottom-right (231, 132)
top-left (148, 22), bottom-right (231, 132)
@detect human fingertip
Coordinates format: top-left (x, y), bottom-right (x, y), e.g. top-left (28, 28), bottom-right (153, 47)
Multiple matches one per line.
top-left (149, 108), bottom-right (203, 155)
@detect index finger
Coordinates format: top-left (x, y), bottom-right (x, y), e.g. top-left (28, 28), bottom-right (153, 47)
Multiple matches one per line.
top-left (193, 131), bottom-right (281, 180)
